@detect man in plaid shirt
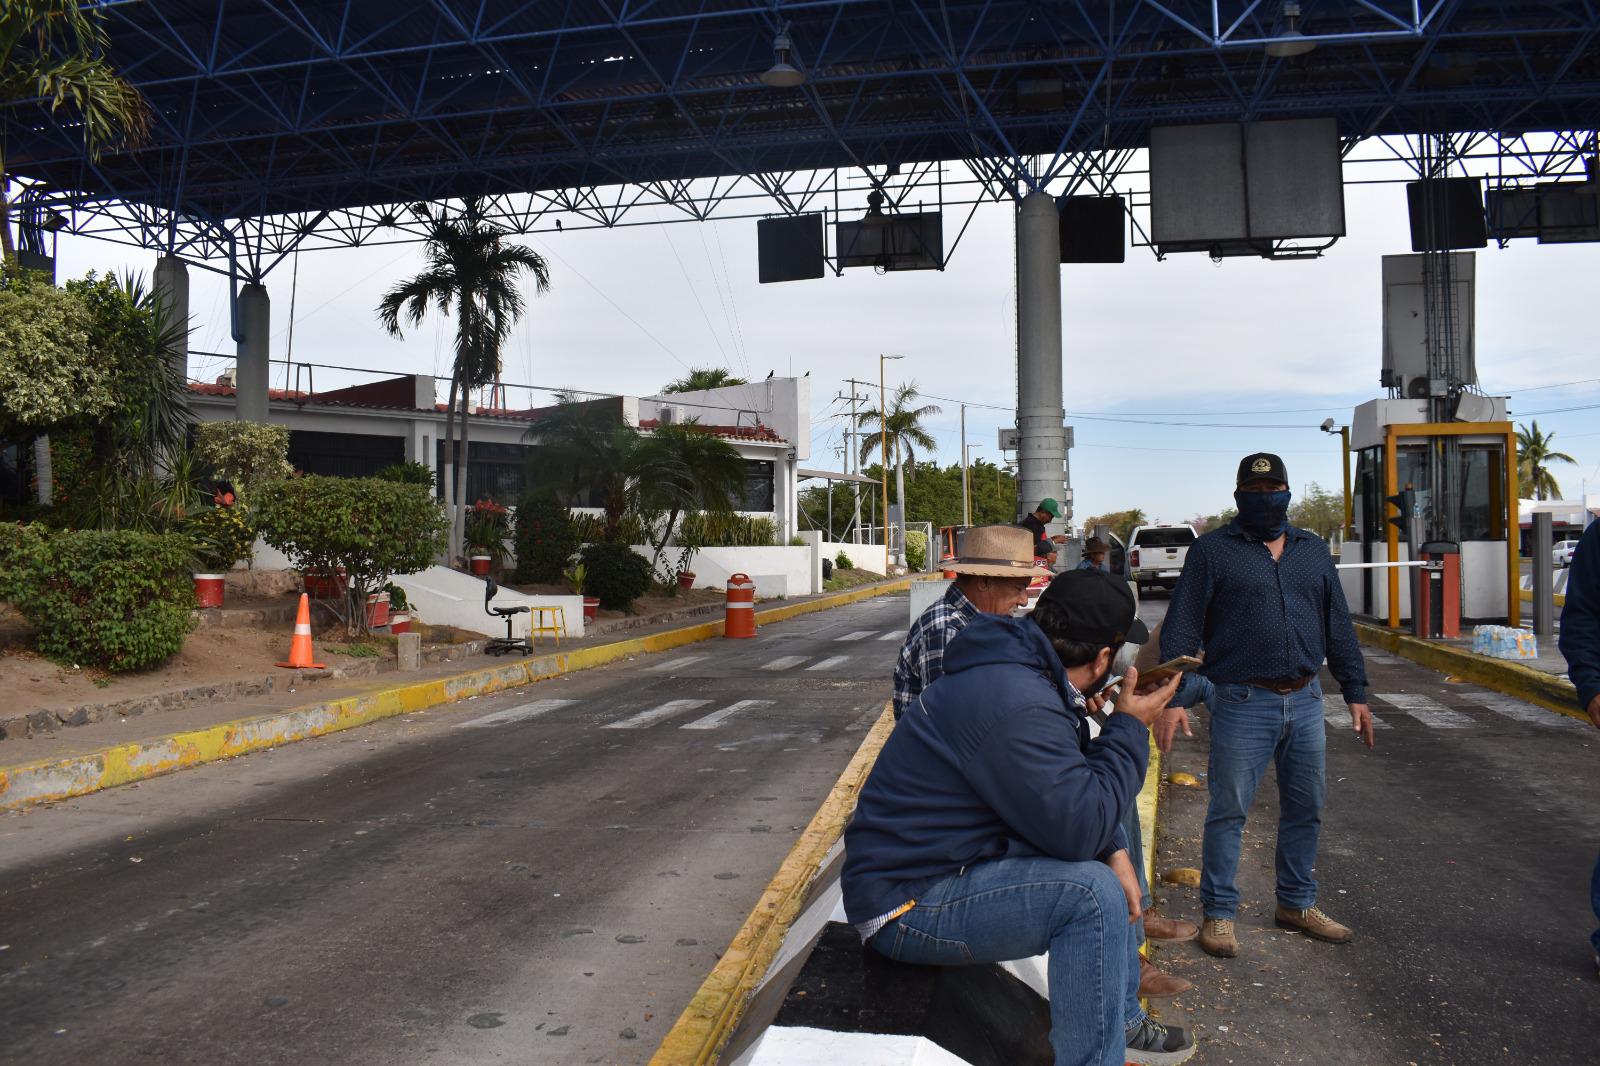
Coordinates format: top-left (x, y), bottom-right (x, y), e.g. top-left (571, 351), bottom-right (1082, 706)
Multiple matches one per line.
top-left (892, 526), bottom-right (1035, 719)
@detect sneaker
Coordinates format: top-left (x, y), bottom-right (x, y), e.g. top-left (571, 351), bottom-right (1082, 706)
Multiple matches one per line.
top-left (1198, 917), bottom-right (1238, 958)
top-left (1138, 957), bottom-right (1193, 1000)
top-left (1274, 904), bottom-right (1353, 944)
top-left (1143, 911), bottom-right (1200, 943)
top-left (1125, 1015), bottom-right (1197, 1065)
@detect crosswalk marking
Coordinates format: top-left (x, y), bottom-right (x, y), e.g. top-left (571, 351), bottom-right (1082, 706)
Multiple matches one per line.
top-left (1375, 692), bottom-right (1474, 729)
top-left (807, 655), bottom-right (850, 671)
top-left (760, 655), bottom-right (809, 671)
top-left (648, 655), bottom-right (706, 673)
top-left (1457, 688), bottom-right (1578, 727)
top-left (602, 699), bottom-right (712, 730)
top-left (877, 630), bottom-right (906, 641)
top-left (1322, 695), bottom-right (1388, 730)
top-left (456, 699), bottom-right (577, 728)
top-left (681, 700), bottom-right (774, 730)
top-left (835, 630), bottom-right (875, 642)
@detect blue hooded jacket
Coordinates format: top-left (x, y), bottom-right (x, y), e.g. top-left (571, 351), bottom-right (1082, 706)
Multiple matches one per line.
top-left (842, 613), bottom-right (1149, 926)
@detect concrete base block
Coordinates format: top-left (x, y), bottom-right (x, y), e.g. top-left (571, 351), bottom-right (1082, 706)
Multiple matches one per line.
top-left (397, 633), bottom-right (422, 672)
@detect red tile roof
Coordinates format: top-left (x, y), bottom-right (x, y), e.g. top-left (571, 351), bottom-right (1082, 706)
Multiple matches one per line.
top-left (637, 419), bottom-right (786, 443)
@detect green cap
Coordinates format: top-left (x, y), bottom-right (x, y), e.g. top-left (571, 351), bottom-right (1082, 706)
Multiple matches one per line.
top-left (1037, 497), bottom-right (1061, 518)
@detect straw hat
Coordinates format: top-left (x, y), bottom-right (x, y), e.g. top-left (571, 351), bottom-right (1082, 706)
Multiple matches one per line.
top-left (946, 525), bottom-right (1037, 578)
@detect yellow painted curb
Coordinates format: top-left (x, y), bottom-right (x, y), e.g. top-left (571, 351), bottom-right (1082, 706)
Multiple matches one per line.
top-left (1353, 621), bottom-right (1585, 724)
top-left (1517, 587), bottom-right (1566, 608)
top-left (0, 578), bottom-right (917, 812)
top-left (1138, 735), bottom-right (1162, 899)
top-left (651, 703), bottom-right (896, 1066)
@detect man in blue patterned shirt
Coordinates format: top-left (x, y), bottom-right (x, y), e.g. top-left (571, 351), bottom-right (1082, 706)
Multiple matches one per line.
top-left (1158, 452), bottom-right (1372, 960)
top-left (892, 525), bottom-right (1034, 719)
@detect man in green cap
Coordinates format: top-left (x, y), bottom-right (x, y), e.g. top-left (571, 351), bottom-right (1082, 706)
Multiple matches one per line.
top-left (1021, 498), bottom-right (1068, 564)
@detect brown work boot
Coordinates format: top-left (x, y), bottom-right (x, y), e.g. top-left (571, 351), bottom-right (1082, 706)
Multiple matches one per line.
top-left (1198, 918), bottom-right (1238, 958)
top-left (1143, 911), bottom-right (1199, 943)
top-left (1138, 956), bottom-right (1193, 1000)
top-left (1274, 904), bottom-right (1353, 944)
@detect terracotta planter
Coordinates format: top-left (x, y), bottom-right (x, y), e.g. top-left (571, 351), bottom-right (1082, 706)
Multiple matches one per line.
top-left (389, 611), bottom-right (411, 635)
top-left (676, 571), bottom-right (697, 591)
top-left (365, 592), bottom-right (391, 628)
top-left (469, 555), bottom-right (492, 576)
top-left (582, 596), bottom-right (600, 622)
top-left (304, 570), bottom-right (347, 598)
top-left (193, 573), bottom-right (225, 609)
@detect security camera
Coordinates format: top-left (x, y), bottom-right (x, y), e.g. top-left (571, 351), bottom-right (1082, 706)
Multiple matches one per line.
top-left (1319, 418), bottom-right (1336, 432)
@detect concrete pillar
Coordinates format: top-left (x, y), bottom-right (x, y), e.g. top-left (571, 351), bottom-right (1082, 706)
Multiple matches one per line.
top-left (235, 282), bottom-right (271, 422)
top-left (397, 632), bottom-right (422, 672)
top-left (1014, 192), bottom-right (1067, 527)
top-left (1532, 510), bottom-right (1554, 637)
top-left (153, 256), bottom-right (190, 384)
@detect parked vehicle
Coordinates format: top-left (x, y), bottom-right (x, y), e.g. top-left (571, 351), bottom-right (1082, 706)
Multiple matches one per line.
top-left (1126, 524), bottom-right (1197, 592)
top-left (1553, 539), bottom-right (1581, 567)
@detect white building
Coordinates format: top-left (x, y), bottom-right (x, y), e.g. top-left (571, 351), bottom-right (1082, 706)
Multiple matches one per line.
top-left (186, 373), bottom-right (812, 540)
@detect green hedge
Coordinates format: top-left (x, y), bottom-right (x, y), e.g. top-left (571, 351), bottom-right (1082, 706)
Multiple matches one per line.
top-left (905, 529), bottom-right (927, 571)
top-left (514, 492), bottom-right (579, 584)
top-left (5, 527), bottom-right (197, 671)
top-left (579, 541), bottom-right (651, 611)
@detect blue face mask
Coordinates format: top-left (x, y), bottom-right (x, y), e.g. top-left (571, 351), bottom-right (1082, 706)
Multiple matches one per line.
top-left (1233, 489), bottom-right (1292, 541)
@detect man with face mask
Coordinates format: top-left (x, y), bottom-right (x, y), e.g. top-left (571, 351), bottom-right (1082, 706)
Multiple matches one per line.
top-left (1157, 452), bottom-right (1373, 960)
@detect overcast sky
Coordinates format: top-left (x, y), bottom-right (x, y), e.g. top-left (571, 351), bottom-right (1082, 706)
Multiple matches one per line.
top-left (54, 177), bottom-right (1600, 525)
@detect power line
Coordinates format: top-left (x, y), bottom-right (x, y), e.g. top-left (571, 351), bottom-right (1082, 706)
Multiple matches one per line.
top-left (531, 239), bottom-right (691, 371)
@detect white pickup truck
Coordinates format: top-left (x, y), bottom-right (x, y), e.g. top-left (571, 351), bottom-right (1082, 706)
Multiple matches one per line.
top-left (1126, 524), bottom-right (1197, 593)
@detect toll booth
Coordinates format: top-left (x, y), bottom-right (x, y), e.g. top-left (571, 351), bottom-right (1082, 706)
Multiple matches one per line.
top-left (1342, 398), bottom-right (1519, 629)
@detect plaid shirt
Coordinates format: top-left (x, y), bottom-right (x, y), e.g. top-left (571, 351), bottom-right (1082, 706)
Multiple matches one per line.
top-left (891, 583), bottom-right (980, 719)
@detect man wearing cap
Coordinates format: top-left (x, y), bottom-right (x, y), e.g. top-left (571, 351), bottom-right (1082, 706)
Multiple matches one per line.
top-left (844, 571), bottom-right (1195, 1066)
top-left (1078, 536), bottom-right (1113, 572)
top-left (892, 525), bottom-right (1034, 720)
top-left (1021, 497), bottom-right (1069, 564)
top-left (1158, 452), bottom-right (1373, 960)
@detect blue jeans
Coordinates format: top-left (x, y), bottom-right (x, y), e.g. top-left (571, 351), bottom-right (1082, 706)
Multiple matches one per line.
top-left (1120, 801), bottom-right (1152, 945)
top-left (1201, 679), bottom-right (1327, 919)
top-left (1590, 851), bottom-right (1600, 955)
top-left (870, 856), bottom-right (1144, 1066)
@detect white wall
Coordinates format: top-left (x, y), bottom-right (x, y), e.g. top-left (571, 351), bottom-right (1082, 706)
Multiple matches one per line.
top-left (637, 377), bottom-right (811, 460)
top-left (820, 540), bottom-right (887, 576)
top-left (393, 566), bottom-right (583, 639)
top-left (638, 545), bottom-right (815, 598)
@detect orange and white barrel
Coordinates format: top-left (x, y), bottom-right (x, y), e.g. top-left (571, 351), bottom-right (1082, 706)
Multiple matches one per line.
top-left (725, 573), bottom-right (756, 638)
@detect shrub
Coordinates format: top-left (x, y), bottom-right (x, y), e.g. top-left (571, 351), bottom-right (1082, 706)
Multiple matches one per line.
top-left (677, 512), bottom-right (776, 547)
top-left (193, 422), bottom-right (293, 500)
top-left (905, 529), bottom-right (927, 571)
top-left (514, 492), bottom-right (579, 583)
top-left (254, 476), bottom-right (447, 634)
top-left (464, 497), bottom-right (511, 561)
top-left (185, 504), bottom-right (254, 572)
top-left (6, 528), bottom-right (196, 671)
top-left (580, 541), bottom-right (651, 611)
top-left (376, 462), bottom-right (436, 487)
top-left (835, 550), bottom-right (854, 570)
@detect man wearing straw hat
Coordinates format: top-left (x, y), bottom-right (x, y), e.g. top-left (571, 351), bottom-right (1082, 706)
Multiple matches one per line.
top-left (892, 525), bottom-right (1035, 720)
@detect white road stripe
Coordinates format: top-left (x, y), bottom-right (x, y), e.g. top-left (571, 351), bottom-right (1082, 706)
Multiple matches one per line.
top-left (835, 630), bottom-right (875, 642)
top-left (760, 655), bottom-right (809, 671)
top-left (1362, 650), bottom-right (1404, 665)
top-left (681, 700), bottom-right (774, 730)
top-left (1374, 692), bottom-right (1474, 729)
top-left (1457, 688), bottom-right (1578, 727)
top-left (878, 630), bottom-right (906, 640)
top-left (1322, 695), bottom-right (1388, 730)
top-left (456, 699), bottom-right (577, 728)
top-left (807, 655), bottom-right (850, 671)
top-left (602, 699), bottom-right (712, 730)
top-left (647, 655), bottom-right (707, 673)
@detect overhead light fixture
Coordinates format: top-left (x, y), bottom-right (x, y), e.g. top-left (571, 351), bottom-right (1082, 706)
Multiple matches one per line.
top-left (860, 189), bottom-right (891, 226)
top-left (1264, 2), bottom-right (1316, 58)
top-left (760, 26), bottom-right (805, 88)
top-left (41, 209), bottom-right (69, 232)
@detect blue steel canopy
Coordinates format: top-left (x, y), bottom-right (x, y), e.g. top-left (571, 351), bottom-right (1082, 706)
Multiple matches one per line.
top-left (4, 1), bottom-right (1598, 251)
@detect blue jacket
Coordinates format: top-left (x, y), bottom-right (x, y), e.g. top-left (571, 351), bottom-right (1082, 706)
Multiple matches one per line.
top-left (842, 614), bottom-right (1148, 926)
top-left (1559, 520), bottom-right (1600, 712)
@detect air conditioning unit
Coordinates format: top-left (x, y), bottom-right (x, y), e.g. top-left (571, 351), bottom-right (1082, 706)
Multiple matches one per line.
top-left (658, 405), bottom-right (679, 425)
top-left (216, 367), bottom-right (237, 388)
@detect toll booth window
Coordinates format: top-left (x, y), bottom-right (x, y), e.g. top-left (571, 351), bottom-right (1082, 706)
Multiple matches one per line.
top-left (741, 460), bottom-right (776, 512)
top-left (1456, 445), bottom-right (1506, 541)
top-left (1356, 445), bottom-right (1427, 543)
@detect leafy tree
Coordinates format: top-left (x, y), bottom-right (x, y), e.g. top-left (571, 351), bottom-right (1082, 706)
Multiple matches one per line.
top-left (192, 422), bottom-right (293, 501)
top-left (1080, 508), bottom-right (1147, 545)
top-left (0, 273), bottom-right (111, 435)
top-left (1288, 482), bottom-right (1344, 539)
top-left (1516, 420), bottom-right (1576, 501)
top-left (799, 458), bottom-right (1017, 539)
top-left (1, 0), bottom-right (149, 265)
top-left (1193, 507), bottom-right (1237, 534)
top-left (662, 367), bottom-right (747, 394)
top-left (378, 198), bottom-right (550, 564)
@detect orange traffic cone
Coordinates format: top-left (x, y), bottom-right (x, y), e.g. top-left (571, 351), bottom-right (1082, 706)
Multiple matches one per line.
top-left (276, 593), bottom-right (327, 669)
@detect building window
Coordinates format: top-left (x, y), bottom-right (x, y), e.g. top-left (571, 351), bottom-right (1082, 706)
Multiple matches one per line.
top-left (437, 441), bottom-right (532, 503)
top-left (741, 459), bottom-right (775, 512)
top-left (288, 431), bottom-right (404, 479)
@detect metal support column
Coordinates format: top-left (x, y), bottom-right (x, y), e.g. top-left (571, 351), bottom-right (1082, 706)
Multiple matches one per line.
top-left (153, 256), bottom-right (190, 386)
top-left (1014, 192), bottom-right (1066, 525)
top-left (1532, 511), bottom-right (1554, 637)
top-left (236, 282), bottom-right (271, 422)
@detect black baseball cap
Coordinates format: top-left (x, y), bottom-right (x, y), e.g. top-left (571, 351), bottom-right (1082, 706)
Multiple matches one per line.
top-left (1035, 569), bottom-right (1149, 646)
top-left (1236, 452), bottom-right (1289, 487)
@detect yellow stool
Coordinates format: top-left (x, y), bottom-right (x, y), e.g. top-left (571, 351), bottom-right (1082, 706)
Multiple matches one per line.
top-left (529, 605), bottom-right (565, 647)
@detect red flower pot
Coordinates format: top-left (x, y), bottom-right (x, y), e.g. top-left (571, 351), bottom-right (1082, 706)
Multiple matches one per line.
top-left (304, 570), bottom-right (348, 598)
top-left (469, 555), bottom-right (492, 576)
top-left (193, 573), bottom-right (225, 609)
top-left (389, 612), bottom-right (411, 634)
top-left (365, 592), bottom-right (391, 629)
top-left (582, 596), bottom-right (599, 622)
top-left (677, 572), bottom-right (696, 591)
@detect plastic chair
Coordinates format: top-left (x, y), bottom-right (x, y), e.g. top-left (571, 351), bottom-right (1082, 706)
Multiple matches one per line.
top-left (483, 577), bottom-right (532, 657)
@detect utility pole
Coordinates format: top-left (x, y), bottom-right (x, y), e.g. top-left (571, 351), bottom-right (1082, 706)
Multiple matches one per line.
top-left (960, 404), bottom-right (969, 527)
top-left (842, 380), bottom-right (874, 546)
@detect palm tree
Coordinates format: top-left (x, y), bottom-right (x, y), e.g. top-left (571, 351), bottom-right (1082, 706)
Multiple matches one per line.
top-left (378, 199), bottom-right (550, 563)
top-left (1516, 420), bottom-right (1576, 501)
top-left (1, 1), bottom-right (149, 265)
top-left (856, 381), bottom-right (941, 528)
top-left (661, 367), bottom-right (748, 394)
top-left (522, 397), bottom-right (637, 542)
top-left (633, 421), bottom-right (747, 576)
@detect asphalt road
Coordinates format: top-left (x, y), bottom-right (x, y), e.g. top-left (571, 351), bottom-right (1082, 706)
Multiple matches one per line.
top-left (1137, 591), bottom-right (1600, 1065)
top-left (0, 595), bottom-right (910, 1066)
